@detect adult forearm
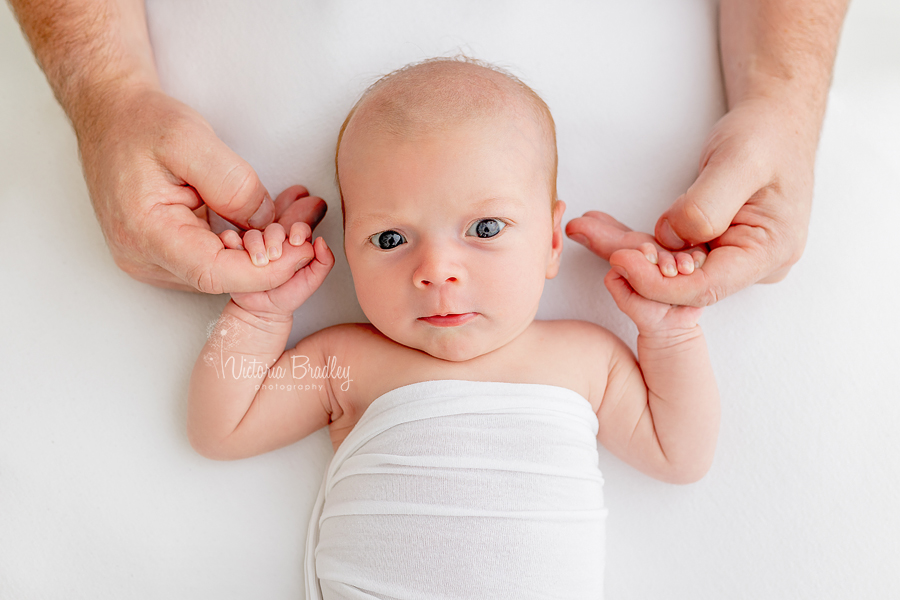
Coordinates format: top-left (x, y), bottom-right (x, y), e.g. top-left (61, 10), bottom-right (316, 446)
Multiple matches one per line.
top-left (720, 0), bottom-right (849, 133)
top-left (8, 0), bottom-right (159, 138)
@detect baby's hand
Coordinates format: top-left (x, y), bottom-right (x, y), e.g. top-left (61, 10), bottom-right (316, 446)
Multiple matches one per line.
top-left (605, 267), bottom-right (704, 335)
top-left (567, 211), bottom-right (708, 277)
top-left (566, 211), bottom-right (709, 333)
top-left (218, 222), bottom-right (335, 320)
top-left (218, 220), bottom-right (315, 267)
top-left (631, 240), bottom-right (707, 278)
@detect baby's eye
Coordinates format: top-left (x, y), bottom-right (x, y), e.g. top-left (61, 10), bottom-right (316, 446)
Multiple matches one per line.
top-left (466, 218), bottom-right (506, 239)
top-left (370, 230), bottom-right (406, 250)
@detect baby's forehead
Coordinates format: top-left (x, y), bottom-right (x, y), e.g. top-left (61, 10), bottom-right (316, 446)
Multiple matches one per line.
top-left (346, 60), bottom-right (546, 143)
top-left (335, 58), bottom-right (558, 227)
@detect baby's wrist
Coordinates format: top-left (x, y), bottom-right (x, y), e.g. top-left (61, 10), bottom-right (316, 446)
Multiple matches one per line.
top-left (224, 299), bottom-right (293, 335)
top-left (636, 324), bottom-right (704, 349)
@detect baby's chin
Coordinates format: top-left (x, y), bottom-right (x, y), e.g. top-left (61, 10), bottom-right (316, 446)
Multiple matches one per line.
top-left (377, 326), bottom-right (501, 363)
top-left (409, 337), bottom-right (492, 363)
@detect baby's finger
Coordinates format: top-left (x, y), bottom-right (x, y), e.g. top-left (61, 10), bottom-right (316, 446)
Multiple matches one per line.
top-left (243, 229), bottom-right (268, 267)
top-left (603, 267), bottom-right (644, 317)
top-left (691, 249), bottom-right (707, 269)
top-left (219, 229), bottom-right (244, 250)
top-left (289, 222), bottom-right (312, 246)
top-left (314, 237), bottom-right (336, 268)
top-left (637, 242), bottom-right (658, 265)
top-left (658, 249), bottom-right (678, 278)
top-left (676, 252), bottom-right (695, 275)
top-left (302, 237), bottom-right (336, 281)
top-left (264, 223), bottom-right (286, 260)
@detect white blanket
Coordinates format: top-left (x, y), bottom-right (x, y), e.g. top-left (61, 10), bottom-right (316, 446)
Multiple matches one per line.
top-left (304, 380), bottom-right (608, 600)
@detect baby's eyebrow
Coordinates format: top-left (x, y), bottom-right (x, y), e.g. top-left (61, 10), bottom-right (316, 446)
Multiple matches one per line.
top-left (471, 196), bottom-right (526, 213)
top-left (345, 212), bottom-right (396, 231)
top-left (346, 196), bottom-right (526, 230)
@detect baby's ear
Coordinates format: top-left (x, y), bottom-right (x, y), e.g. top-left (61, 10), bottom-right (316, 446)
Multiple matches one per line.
top-left (545, 200), bottom-right (566, 279)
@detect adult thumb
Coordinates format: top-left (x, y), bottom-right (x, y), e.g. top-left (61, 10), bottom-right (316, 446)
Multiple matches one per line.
top-left (655, 149), bottom-right (765, 250)
top-left (181, 134), bottom-right (274, 230)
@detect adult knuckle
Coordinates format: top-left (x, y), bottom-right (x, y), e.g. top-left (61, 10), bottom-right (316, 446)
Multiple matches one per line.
top-left (186, 263), bottom-right (222, 295)
top-left (682, 196), bottom-right (718, 240)
top-left (768, 224), bottom-right (805, 270)
top-left (696, 285), bottom-right (721, 307)
top-left (786, 231), bottom-right (808, 267)
top-left (112, 253), bottom-right (139, 276)
top-left (105, 223), bottom-right (129, 253)
top-left (218, 164), bottom-right (258, 214)
top-left (693, 271), bottom-right (722, 307)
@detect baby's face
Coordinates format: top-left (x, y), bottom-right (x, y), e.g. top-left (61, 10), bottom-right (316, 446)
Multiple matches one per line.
top-left (341, 115), bottom-right (564, 362)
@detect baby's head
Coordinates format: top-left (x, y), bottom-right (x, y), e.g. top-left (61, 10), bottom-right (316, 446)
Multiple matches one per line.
top-left (336, 57), bottom-right (566, 361)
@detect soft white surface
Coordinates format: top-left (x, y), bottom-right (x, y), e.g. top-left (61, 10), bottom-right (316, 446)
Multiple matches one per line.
top-left (1, 1), bottom-right (898, 598)
top-left (307, 380), bottom-right (606, 599)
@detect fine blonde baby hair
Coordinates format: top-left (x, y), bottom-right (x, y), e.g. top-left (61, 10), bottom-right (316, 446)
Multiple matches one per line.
top-left (334, 55), bottom-right (558, 223)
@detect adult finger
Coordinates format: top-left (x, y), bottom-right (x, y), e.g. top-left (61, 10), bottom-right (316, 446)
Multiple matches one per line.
top-left (655, 147), bottom-right (768, 250)
top-left (145, 203), bottom-right (316, 294)
top-left (117, 257), bottom-right (200, 293)
top-left (608, 234), bottom-right (766, 307)
top-left (169, 133), bottom-right (275, 231)
top-left (274, 187), bottom-right (328, 233)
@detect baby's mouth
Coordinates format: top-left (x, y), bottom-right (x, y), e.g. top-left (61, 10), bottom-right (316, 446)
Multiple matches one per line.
top-left (417, 312), bottom-right (478, 327)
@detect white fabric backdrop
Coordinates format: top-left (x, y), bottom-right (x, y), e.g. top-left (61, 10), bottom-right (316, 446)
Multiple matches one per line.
top-left (1, 1), bottom-right (898, 598)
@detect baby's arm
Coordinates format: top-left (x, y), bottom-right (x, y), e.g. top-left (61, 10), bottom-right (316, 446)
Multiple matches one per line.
top-left (187, 223), bottom-right (337, 460)
top-left (594, 268), bottom-right (720, 484)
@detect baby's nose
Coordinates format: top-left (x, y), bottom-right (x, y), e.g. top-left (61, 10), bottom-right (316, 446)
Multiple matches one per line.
top-left (413, 244), bottom-right (463, 288)
top-left (417, 274), bottom-right (458, 286)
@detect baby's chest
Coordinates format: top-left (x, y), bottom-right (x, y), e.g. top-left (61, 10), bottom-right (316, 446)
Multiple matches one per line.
top-left (327, 322), bottom-right (604, 451)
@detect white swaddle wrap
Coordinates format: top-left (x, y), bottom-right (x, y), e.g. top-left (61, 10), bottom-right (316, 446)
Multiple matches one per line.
top-left (304, 379), bottom-right (608, 599)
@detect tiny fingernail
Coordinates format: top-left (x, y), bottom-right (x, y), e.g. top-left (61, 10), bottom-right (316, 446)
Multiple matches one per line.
top-left (694, 260), bottom-right (701, 269)
top-left (268, 246), bottom-right (280, 260)
top-left (645, 253), bottom-right (657, 264)
top-left (664, 265), bottom-right (676, 277)
top-left (291, 235), bottom-right (302, 245)
top-left (255, 252), bottom-right (268, 266)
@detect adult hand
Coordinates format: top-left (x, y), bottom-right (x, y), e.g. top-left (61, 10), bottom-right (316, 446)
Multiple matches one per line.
top-left (567, 95), bottom-right (817, 306)
top-left (78, 84), bottom-right (327, 294)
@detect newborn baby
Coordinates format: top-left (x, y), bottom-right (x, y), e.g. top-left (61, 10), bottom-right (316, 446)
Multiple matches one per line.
top-left (188, 57), bottom-right (720, 599)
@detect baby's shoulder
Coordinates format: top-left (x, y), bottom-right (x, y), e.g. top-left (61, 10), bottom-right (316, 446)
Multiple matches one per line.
top-left (309, 322), bottom-right (397, 360)
top-left (305, 323), bottom-right (404, 438)
top-left (530, 318), bottom-right (624, 355)
top-left (313, 321), bottom-right (383, 343)
top-left (515, 320), bottom-right (626, 410)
